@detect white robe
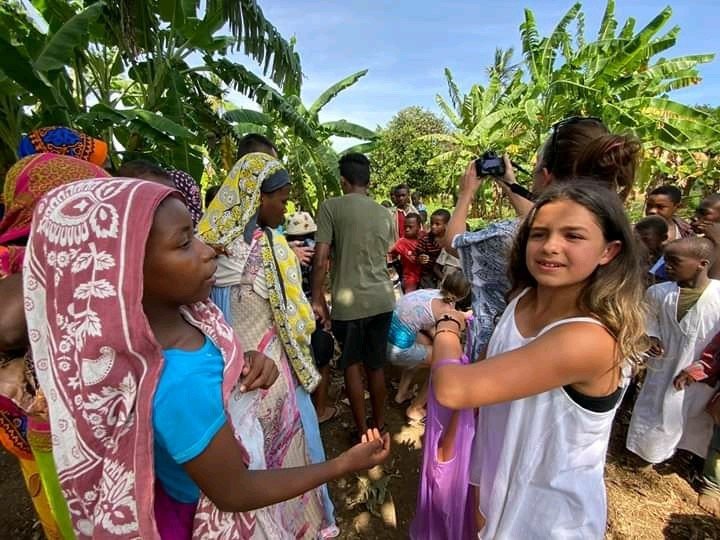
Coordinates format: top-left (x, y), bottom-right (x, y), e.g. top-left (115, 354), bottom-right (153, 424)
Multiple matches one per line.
top-left (627, 280), bottom-right (720, 463)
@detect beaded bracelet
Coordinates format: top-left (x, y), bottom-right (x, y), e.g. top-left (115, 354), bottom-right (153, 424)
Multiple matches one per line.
top-left (435, 314), bottom-right (462, 331)
top-left (435, 329), bottom-right (460, 339)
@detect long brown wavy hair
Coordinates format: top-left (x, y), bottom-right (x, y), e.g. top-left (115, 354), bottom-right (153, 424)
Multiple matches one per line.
top-left (539, 118), bottom-right (642, 201)
top-left (509, 181), bottom-right (647, 368)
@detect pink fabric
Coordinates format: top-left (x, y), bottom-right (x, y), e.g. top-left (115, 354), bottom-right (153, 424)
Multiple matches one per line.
top-left (23, 179), bottom-right (256, 539)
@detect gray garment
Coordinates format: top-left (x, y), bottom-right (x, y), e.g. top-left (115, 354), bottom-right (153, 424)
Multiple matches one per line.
top-left (452, 219), bottom-right (519, 360)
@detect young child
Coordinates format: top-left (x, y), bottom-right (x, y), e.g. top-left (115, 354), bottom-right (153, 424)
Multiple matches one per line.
top-left (389, 272), bottom-right (471, 420)
top-left (691, 193), bottom-right (720, 279)
top-left (285, 211), bottom-right (336, 424)
top-left (627, 236), bottom-right (720, 466)
top-left (390, 212), bottom-right (422, 292)
top-left (635, 215), bottom-right (669, 284)
top-left (417, 209), bottom-right (451, 289)
top-left (645, 185), bottom-right (693, 241)
top-left (674, 333), bottom-right (720, 517)
top-left (23, 179), bottom-right (390, 539)
top-left (430, 182), bottom-right (646, 539)
top-left (692, 194), bottom-right (720, 234)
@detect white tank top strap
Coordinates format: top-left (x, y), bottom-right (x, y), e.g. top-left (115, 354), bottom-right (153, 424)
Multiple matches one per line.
top-left (537, 316), bottom-right (604, 337)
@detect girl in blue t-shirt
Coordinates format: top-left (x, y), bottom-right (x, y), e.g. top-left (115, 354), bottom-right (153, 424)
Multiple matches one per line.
top-left (24, 179), bottom-right (390, 539)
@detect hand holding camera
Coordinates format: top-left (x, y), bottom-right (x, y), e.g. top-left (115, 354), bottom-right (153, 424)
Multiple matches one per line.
top-left (474, 151), bottom-right (535, 202)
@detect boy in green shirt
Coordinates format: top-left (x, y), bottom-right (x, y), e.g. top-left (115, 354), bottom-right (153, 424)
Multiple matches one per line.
top-left (312, 153), bottom-right (395, 437)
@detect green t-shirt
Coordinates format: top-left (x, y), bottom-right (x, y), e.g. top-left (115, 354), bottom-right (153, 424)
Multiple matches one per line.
top-left (316, 193), bottom-right (395, 320)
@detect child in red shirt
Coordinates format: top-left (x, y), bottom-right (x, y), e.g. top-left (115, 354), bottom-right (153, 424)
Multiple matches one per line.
top-left (390, 213), bottom-right (422, 292)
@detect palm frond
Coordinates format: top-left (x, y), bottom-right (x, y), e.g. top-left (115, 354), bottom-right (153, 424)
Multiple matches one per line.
top-left (308, 69), bottom-right (368, 117)
top-left (206, 0), bottom-right (302, 92)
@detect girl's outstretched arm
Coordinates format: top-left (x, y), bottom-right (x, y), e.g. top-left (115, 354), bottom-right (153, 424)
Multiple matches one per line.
top-left (184, 426), bottom-right (390, 513)
top-left (432, 323), bottom-right (618, 410)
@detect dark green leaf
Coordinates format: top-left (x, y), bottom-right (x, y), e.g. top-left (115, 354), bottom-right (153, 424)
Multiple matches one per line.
top-left (308, 69), bottom-right (368, 117)
top-left (34, 2), bottom-right (104, 72)
top-left (224, 108), bottom-right (273, 125)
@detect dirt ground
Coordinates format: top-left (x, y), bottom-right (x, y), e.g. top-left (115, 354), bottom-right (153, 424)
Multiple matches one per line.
top-left (1, 371), bottom-right (718, 540)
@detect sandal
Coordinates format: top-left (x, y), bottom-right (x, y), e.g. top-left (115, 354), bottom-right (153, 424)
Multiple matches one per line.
top-left (317, 405), bottom-right (338, 424)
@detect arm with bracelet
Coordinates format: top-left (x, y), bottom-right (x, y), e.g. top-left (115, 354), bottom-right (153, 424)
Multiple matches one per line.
top-left (432, 313), bottom-right (465, 356)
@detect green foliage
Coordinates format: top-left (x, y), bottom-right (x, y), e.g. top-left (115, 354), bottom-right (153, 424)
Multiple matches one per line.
top-left (370, 107), bottom-right (452, 198)
top-left (429, 0), bottom-right (719, 218)
top-left (0, 0), bottom-right (305, 181)
top-left (223, 70), bottom-right (377, 212)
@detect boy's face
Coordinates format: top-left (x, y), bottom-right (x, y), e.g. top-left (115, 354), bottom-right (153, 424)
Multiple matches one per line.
top-left (404, 217), bottom-right (420, 239)
top-left (636, 229), bottom-right (666, 255)
top-left (692, 199), bottom-right (720, 233)
top-left (395, 188), bottom-right (409, 209)
top-left (430, 216), bottom-right (448, 238)
top-left (664, 245), bottom-right (707, 284)
top-left (645, 194), bottom-right (678, 222)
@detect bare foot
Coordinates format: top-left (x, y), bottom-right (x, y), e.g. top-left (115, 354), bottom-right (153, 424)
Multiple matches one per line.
top-left (317, 405), bottom-right (338, 424)
top-left (698, 492), bottom-right (720, 517)
top-left (406, 404), bottom-right (426, 422)
top-left (395, 388), bottom-right (414, 404)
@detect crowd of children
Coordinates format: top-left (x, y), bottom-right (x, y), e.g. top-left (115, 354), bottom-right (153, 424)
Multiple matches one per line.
top-left (0, 119), bottom-right (719, 540)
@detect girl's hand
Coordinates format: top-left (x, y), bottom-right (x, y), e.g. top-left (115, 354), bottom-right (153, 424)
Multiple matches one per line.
top-left (241, 351), bottom-right (279, 392)
top-left (647, 337), bottom-right (664, 357)
top-left (673, 370), bottom-right (694, 391)
top-left (339, 429), bottom-right (391, 472)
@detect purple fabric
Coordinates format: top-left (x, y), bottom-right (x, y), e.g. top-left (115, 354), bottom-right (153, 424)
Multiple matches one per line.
top-left (410, 321), bottom-right (477, 540)
top-left (154, 481), bottom-right (195, 540)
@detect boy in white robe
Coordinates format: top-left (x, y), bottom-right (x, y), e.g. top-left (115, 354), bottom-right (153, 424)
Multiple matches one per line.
top-left (627, 236), bottom-right (720, 464)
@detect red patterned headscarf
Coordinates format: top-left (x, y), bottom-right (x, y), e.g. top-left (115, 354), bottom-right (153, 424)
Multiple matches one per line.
top-left (23, 179), bottom-right (278, 538)
top-left (0, 153), bottom-right (109, 278)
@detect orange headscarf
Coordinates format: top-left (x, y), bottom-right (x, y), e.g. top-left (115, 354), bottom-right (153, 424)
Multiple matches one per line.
top-left (18, 126), bottom-right (108, 166)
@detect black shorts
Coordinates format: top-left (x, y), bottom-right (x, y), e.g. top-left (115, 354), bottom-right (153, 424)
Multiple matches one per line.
top-left (310, 327), bottom-right (334, 369)
top-left (332, 311), bottom-right (392, 371)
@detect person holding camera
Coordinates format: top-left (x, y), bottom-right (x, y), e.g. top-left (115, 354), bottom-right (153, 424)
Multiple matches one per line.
top-left (441, 117), bottom-right (641, 361)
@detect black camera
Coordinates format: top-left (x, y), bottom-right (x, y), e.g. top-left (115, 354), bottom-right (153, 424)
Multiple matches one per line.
top-left (475, 151), bottom-right (505, 177)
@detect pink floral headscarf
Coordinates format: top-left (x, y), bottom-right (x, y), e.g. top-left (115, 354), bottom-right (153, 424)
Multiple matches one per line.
top-left (23, 179), bottom-right (280, 539)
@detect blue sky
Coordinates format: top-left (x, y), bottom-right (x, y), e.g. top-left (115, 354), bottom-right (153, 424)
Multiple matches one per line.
top-left (231, 0), bottom-right (719, 145)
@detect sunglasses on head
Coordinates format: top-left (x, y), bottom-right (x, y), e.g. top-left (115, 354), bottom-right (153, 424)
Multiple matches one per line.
top-left (545, 116), bottom-right (604, 173)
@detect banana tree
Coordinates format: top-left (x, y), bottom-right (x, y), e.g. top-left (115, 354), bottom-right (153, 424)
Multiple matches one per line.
top-left (0, 0), bottom-right (304, 179)
top-left (222, 69), bottom-right (378, 212)
top-left (429, 0), bottom-right (719, 216)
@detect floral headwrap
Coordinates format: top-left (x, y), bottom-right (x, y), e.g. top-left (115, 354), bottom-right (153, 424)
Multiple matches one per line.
top-left (0, 153), bottom-right (109, 278)
top-left (18, 126), bottom-right (108, 166)
top-left (197, 153), bottom-right (320, 392)
top-left (23, 179), bottom-right (277, 538)
top-left (167, 169), bottom-right (202, 227)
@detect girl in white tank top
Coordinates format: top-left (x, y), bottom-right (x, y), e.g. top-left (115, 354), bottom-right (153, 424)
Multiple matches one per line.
top-left (431, 183), bottom-right (647, 539)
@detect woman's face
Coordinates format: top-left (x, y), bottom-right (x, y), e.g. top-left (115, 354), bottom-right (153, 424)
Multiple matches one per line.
top-left (525, 199), bottom-right (619, 289)
top-left (143, 197), bottom-right (217, 307)
top-left (259, 185), bottom-right (291, 228)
